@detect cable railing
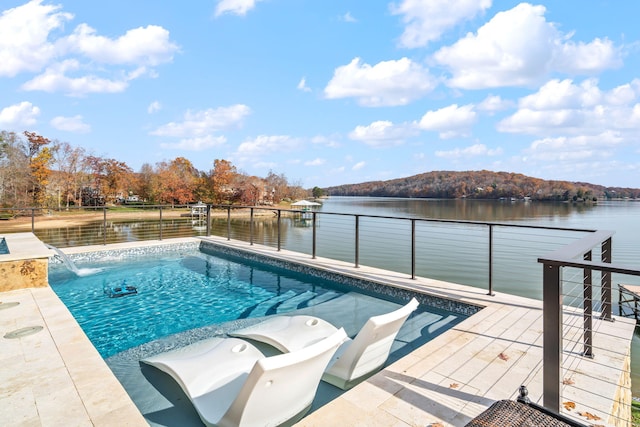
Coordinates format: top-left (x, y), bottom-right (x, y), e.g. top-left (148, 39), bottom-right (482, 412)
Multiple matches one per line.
top-left (537, 230), bottom-right (640, 426)
top-left (2, 203), bottom-right (639, 423)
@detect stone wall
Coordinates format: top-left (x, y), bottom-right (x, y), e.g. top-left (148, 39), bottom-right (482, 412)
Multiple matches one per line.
top-left (0, 258), bottom-right (49, 292)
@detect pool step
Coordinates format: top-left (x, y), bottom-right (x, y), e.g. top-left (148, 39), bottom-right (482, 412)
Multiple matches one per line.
top-left (304, 291), bottom-right (340, 307)
top-left (245, 290), bottom-right (297, 317)
top-left (274, 290), bottom-right (317, 313)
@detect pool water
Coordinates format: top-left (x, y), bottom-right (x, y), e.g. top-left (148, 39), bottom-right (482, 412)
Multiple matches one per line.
top-left (49, 248), bottom-right (347, 358)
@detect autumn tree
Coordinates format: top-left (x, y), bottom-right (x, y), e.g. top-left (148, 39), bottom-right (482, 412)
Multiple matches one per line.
top-left (265, 170), bottom-right (289, 203)
top-left (136, 163), bottom-right (155, 202)
top-left (103, 159), bottom-right (135, 202)
top-left (51, 141), bottom-right (86, 208)
top-left (24, 131), bottom-right (53, 207)
top-left (211, 159), bottom-right (237, 204)
top-left (233, 173), bottom-right (264, 205)
top-left (155, 157), bottom-right (199, 205)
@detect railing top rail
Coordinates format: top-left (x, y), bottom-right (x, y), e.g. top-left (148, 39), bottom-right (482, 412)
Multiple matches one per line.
top-left (208, 204), bottom-right (597, 234)
top-left (1, 203), bottom-right (597, 235)
top-left (538, 230), bottom-right (614, 262)
top-left (536, 229), bottom-right (640, 275)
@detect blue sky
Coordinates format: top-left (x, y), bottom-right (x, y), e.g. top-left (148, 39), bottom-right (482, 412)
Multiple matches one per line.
top-left (1, 0), bottom-right (639, 188)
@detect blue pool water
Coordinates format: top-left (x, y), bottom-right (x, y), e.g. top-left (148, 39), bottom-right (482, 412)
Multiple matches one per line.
top-left (49, 248), bottom-right (350, 358)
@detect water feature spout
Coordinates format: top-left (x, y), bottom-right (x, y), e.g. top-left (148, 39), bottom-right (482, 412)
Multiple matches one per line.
top-left (46, 244), bottom-right (103, 276)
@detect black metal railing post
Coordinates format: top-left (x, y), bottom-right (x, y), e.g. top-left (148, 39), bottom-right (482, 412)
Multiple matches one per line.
top-left (312, 212), bottom-right (317, 259)
top-left (158, 206), bottom-right (163, 240)
top-left (488, 224), bottom-right (494, 296)
top-left (354, 215), bottom-right (360, 268)
top-left (601, 237), bottom-right (612, 321)
top-left (103, 207), bottom-right (107, 245)
top-left (543, 262), bottom-right (562, 413)
top-left (227, 206), bottom-right (231, 241)
top-left (206, 204), bottom-right (211, 236)
top-left (250, 208), bottom-right (254, 245)
top-left (583, 251), bottom-right (593, 358)
top-left (411, 219), bottom-right (416, 279)
top-left (31, 208), bottom-right (35, 233)
top-left (277, 209), bottom-right (281, 251)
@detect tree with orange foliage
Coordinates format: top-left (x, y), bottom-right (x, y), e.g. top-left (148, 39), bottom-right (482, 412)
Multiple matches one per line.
top-left (23, 131), bottom-right (53, 207)
top-left (155, 157), bottom-right (199, 205)
top-left (211, 159), bottom-right (237, 204)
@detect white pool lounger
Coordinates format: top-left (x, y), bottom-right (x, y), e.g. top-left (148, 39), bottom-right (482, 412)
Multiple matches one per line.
top-left (142, 328), bottom-right (347, 427)
top-left (231, 297), bottom-right (419, 390)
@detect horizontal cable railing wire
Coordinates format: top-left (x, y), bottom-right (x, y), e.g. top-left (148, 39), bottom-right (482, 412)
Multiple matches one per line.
top-left (559, 265), bottom-right (633, 426)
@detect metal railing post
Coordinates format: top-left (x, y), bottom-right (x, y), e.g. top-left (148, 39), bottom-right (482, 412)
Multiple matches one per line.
top-left (277, 210), bottom-right (281, 251)
top-left (31, 208), bottom-right (35, 233)
top-left (601, 237), bottom-right (612, 321)
top-left (250, 208), bottom-right (254, 245)
top-left (158, 206), bottom-right (163, 240)
top-left (488, 224), bottom-right (494, 296)
top-left (354, 215), bottom-right (360, 268)
top-left (312, 212), bottom-right (317, 259)
top-left (206, 204), bottom-right (211, 236)
top-left (543, 262), bottom-right (562, 413)
top-left (227, 206), bottom-right (231, 241)
top-left (583, 251), bottom-right (593, 358)
top-left (103, 207), bottom-right (107, 245)
top-left (411, 219), bottom-right (416, 279)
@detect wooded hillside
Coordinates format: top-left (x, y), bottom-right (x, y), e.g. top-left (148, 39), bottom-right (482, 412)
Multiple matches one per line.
top-left (324, 170), bottom-right (640, 201)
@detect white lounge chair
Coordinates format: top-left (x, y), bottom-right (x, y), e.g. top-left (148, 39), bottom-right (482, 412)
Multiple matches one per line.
top-left (230, 297), bottom-right (419, 390)
top-left (142, 328), bottom-right (347, 427)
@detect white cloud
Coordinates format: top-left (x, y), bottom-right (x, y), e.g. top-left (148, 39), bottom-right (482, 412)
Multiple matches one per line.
top-left (352, 161), bottom-right (366, 171)
top-left (297, 77), bottom-right (311, 92)
top-left (21, 59), bottom-right (130, 96)
top-left (304, 158), bottom-right (325, 166)
top-left (524, 132), bottom-right (621, 162)
top-left (160, 135), bottom-right (227, 150)
top-left (50, 115), bottom-right (90, 133)
top-left (477, 95), bottom-right (514, 113)
top-left (0, 0), bottom-right (73, 77)
top-left (417, 104), bottom-right (477, 139)
top-left (436, 143), bottom-right (503, 159)
top-left (311, 135), bottom-right (340, 148)
top-left (390, 0), bottom-right (491, 48)
top-left (324, 57), bottom-right (436, 107)
top-left (341, 12), bottom-right (357, 23)
top-left (237, 135), bottom-right (300, 157)
top-left (148, 101), bottom-right (162, 114)
top-left (348, 120), bottom-right (416, 147)
top-left (498, 79), bottom-right (640, 137)
top-left (0, 101), bottom-right (40, 127)
top-left (1, 1), bottom-right (178, 96)
top-left (215, 0), bottom-right (263, 17)
top-left (434, 3), bottom-right (622, 89)
top-left (151, 105), bottom-right (251, 138)
top-left (58, 24), bottom-right (178, 66)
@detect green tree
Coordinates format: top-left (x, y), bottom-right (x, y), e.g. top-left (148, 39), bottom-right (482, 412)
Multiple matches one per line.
top-left (312, 186), bottom-right (324, 198)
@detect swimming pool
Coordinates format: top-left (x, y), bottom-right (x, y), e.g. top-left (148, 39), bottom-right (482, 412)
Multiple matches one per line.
top-left (48, 241), bottom-right (473, 425)
top-left (49, 246), bottom-right (352, 358)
